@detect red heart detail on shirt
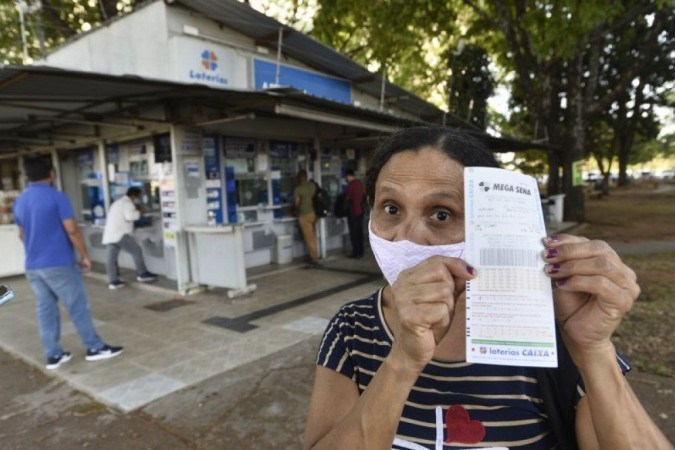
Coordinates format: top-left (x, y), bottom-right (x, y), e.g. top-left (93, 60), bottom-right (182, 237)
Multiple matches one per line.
top-left (445, 404), bottom-right (486, 444)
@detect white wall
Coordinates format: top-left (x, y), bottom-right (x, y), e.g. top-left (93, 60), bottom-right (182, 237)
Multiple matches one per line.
top-left (39, 1), bottom-right (170, 79)
top-left (37, 0), bottom-right (406, 118)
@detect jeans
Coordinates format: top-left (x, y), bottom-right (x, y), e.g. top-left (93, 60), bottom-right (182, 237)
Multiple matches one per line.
top-left (106, 234), bottom-right (148, 283)
top-left (25, 265), bottom-right (104, 359)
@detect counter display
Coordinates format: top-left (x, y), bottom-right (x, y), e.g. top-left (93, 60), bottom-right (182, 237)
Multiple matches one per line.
top-left (81, 217), bottom-right (171, 278)
top-left (185, 224), bottom-right (256, 298)
top-left (0, 191), bottom-right (24, 278)
top-left (0, 224), bottom-right (25, 278)
top-left (0, 191), bottom-right (19, 225)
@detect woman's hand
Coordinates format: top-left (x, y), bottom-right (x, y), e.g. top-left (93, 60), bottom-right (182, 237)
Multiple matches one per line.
top-left (389, 256), bottom-right (476, 372)
top-left (543, 234), bottom-right (640, 363)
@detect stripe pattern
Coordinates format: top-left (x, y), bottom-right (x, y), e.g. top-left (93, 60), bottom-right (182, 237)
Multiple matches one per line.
top-left (317, 289), bottom-right (558, 449)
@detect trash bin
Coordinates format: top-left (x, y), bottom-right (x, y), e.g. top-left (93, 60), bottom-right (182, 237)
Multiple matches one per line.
top-left (548, 194), bottom-right (566, 223)
top-left (275, 234), bottom-right (293, 264)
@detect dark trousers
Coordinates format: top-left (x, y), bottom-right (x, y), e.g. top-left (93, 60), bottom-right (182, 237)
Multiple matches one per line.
top-left (106, 234), bottom-right (148, 282)
top-left (347, 214), bottom-right (364, 257)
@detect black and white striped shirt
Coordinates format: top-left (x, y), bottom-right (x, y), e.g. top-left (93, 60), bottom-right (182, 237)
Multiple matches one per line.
top-left (317, 289), bottom-right (560, 450)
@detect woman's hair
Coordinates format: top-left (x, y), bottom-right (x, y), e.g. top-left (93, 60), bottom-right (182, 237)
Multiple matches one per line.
top-left (365, 126), bottom-right (500, 205)
top-left (23, 156), bottom-right (53, 182)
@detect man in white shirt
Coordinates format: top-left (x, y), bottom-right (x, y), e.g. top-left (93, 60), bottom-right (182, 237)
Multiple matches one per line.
top-left (102, 187), bottom-right (157, 289)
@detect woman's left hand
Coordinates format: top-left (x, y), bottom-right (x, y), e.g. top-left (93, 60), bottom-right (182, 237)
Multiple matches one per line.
top-left (543, 234), bottom-right (640, 362)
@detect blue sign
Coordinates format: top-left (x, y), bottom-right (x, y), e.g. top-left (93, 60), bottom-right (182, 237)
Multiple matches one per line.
top-left (269, 140), bottom-right (298, 158)
top-left (107, 144), bottom-right (119, 164)
top-left (76, 149), bottom-right (94, 168)
top-left (254, 59), bottom-right (352, 104)
top-left (203, 136), bottom-right (224, 224)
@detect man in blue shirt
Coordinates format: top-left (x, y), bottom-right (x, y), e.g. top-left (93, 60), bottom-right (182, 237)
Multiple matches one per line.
top-left (13, 156), bottom-right (123, 370)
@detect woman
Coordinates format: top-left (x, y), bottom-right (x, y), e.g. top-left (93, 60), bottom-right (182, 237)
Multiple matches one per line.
top-left (303, 126), bottom-right (671, 449)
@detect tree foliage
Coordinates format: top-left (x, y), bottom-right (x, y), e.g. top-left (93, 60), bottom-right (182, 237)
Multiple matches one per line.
top-left (312, 0), bottom-right (459, 104)
top-left (311, 0), bottom-right (674, 220)
top-left (447, 43), bottom-right (494, 129)
top-left (0, 0), bottom-right (135, 64)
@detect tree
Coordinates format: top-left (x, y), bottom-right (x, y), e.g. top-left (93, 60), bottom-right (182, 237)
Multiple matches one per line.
top-left (244, 0), bottom-right (317, 33)
top-left (312, 0), bottom-right (458, 105)
top-left (0, 0), bottom-right (136, 64)
top-left (462, 0), bottom-right (674, 220)
top-left (311, 0), bottom-right (674, 221)
top-left (447, 43), bottom-right (494, 129)
top-left (587, 7), bottom-right (674, 187)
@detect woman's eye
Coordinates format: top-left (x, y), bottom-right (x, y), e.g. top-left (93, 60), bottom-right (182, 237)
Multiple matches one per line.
top-left (383, 205), bottom-right (399, 215)
top-left (433, 211), bottom-right (451, 221)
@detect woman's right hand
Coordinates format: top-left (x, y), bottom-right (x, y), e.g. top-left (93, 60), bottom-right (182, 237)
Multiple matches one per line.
top-left (388, 256), bottom-right (476, 372)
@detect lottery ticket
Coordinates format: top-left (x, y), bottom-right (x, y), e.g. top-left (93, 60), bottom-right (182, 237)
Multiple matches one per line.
top-left (464, 167), bottom-right (557, 367)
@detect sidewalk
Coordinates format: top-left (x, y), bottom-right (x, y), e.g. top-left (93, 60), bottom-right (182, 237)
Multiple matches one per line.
top-left (0, 252), bottom-right (382, 413)
top-left (1, 232), bottom-right (673, 448)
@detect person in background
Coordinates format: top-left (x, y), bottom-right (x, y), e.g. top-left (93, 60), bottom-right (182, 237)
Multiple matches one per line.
top-left (344, 169), bottom-right (365, 258)
top-left (102, 186), bottom-right (157, 289)
top-left (13, 156), bottom-right (123, 370)
top-left (304, 126), bottom-right (671, 450)
top-left (294, 169), bottom-right (319, 266)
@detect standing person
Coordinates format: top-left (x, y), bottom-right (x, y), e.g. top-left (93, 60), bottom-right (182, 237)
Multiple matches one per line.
top-left (102, 187), bottom-right (157, 289)
top-left (304, 126), bottom-right (671, 449)
top-left (294, 169), bottom-right (319, 265)
top-left (344, 169), bottom-right (365, 258)
top-left (13, 156), bottom-right (123, 370)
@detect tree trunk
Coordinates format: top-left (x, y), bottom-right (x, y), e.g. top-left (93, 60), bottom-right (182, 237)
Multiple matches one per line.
top-left (561, 132), bottom-right (586, 222)
top-left (546, 149), bottom-right (561, 196)
top-left (617, 136), bottom-right (634, 187)
top-left (563, 55), bottom-right (586, 222)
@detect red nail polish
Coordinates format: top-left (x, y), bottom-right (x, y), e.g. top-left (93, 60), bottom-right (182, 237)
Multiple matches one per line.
top-left (556, 278), bottom-right (567, 287)
top-left (549, 264), bottom-right (560, 274)
top-left (548, 235), bottom-right (560, 242)
top-left (546, 248), bottom-right (559, 259)
top-left (467, 265), bottom-right (476, 276)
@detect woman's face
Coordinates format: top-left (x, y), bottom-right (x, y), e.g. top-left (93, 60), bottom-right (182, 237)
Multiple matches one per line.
top-left (370, 147), bottom-right (465, 245)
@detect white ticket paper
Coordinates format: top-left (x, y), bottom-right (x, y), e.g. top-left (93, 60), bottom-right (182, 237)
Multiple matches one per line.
top-left (464, 167), bottom-right (557, 367)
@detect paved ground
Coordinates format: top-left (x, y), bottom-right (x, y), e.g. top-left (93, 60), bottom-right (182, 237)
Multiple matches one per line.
top-left (1, 231), bottom-right (673, 448)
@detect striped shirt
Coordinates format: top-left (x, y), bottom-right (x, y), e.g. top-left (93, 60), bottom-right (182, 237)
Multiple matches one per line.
top-left (317, 289), bottom-right (559, 450)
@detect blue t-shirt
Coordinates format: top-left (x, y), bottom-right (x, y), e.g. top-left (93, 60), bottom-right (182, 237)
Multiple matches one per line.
top-left (13, 182), bottom-right (77, 270)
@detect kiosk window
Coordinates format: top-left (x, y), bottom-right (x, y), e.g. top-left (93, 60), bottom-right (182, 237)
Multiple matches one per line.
top-left (230, 156), bottom-right (268, 208)
top-left (270, 156), bottom-right (297, 204)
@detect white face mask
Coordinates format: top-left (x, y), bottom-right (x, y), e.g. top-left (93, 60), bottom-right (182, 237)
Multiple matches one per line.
top-left (369, 220), bottom-right (465, 286)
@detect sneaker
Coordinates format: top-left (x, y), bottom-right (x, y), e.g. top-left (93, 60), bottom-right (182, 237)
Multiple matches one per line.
top-left (46, 352), bottom-right (72, 370)
top-left (108, 280), bottom-right (126, 290)
top-left (85, 344), bottom-right (123, 361)
top-left (136, 272), bottom-right (158, 282)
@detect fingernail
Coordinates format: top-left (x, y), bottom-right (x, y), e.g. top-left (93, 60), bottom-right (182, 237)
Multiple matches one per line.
top-left (545, 248), bottom-right (559, 259)
top-left (548, 235), bottom-right (560, 243)
top-left (548, 263), bottom-right (560, 274)
top-left (467, 265), bottom-right (476, 276)
top-left (555, 278), bottom-right (567, 287)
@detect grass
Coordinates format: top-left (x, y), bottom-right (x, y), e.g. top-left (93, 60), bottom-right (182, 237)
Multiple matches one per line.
top-left (612, 252), bottom-right (675, 377)
top-left (580, 184), bottom-right (675, 378)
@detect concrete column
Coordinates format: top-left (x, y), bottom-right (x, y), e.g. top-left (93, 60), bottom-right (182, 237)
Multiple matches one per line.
top-left (313, 138), bottom-right (326, 259)
top-left (17, 153), bottom-right (26, 190)
top-left (97, 140), bottom-right (111, 211)
top-left (50, 149), bottom-right (62, 191)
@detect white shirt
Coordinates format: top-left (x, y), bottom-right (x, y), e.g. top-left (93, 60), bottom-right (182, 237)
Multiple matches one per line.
top-left (102, 195), bottom-right (141, 244)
